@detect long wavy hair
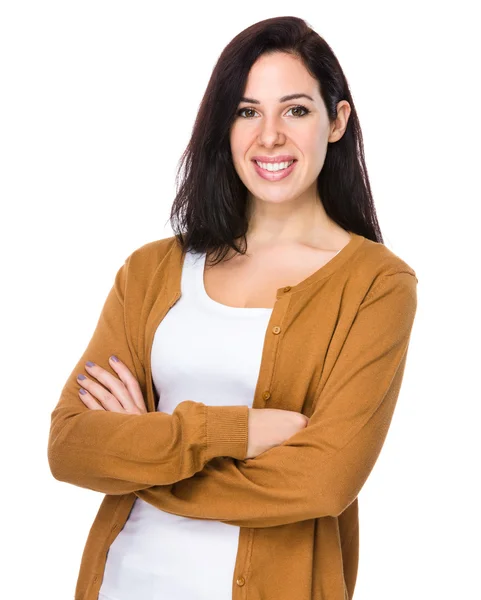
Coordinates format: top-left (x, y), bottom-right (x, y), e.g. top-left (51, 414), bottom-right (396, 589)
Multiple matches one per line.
top-left (167, 15), bottom-right (383, 265)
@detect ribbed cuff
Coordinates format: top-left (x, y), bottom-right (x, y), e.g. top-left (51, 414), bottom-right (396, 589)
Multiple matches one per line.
top-left (205, 405), bottom-right (249, 461)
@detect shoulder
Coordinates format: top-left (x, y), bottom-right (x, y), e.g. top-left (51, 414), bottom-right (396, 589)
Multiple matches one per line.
top-left (123, 235), bottom-right (179, 275)
top-left (337, 234), bottom-right (418, 313)
top-left (352, 237), bottom-right (418, 315)
top-left (353, 235), bottom-right (418, 283)
top-left (113, 235), bottom-right (180, 296)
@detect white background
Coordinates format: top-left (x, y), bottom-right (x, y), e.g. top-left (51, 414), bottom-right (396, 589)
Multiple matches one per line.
top-left (1, 1), bottom-right (479, 599)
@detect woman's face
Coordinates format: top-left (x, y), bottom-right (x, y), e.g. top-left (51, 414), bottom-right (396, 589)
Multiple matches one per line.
top-left (229, 51), bottom-right (340, 207)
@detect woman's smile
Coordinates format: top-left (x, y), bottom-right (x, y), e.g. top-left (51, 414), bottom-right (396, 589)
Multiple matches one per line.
top-left (252, 158), bottom-right (298, 181)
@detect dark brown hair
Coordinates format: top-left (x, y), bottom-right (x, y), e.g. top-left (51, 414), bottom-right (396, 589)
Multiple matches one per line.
top-left (167, 16), bottom-right (383, 264)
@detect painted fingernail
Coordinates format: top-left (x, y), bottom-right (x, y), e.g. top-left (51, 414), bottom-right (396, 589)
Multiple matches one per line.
top-left (86, 361), bottom-right (95, 367)
top-left (79, 388), bottom-right (87, 395)
top-left (110, 355), bottom-right (119, 362)
top-left (77, 374), bottom-right (86, 380)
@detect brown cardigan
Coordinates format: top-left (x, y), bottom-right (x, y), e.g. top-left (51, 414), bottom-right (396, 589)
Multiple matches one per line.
top-left (47, 231), bottom-right (418, 599)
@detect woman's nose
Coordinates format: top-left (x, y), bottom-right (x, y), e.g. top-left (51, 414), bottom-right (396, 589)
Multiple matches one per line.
top-left (258, 119), bottom-right (286, 146)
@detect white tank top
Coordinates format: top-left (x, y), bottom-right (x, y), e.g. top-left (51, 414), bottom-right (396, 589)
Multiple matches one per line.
top-left (98, 248), bottom-right (273, 600)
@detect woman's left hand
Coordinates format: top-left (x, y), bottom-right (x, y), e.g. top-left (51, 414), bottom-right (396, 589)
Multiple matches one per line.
top-left (77, 355), bottom-right (147, 414)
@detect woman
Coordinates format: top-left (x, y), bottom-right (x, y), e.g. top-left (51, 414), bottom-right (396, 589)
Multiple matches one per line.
top-left (48, 15), bottom-right (418, 600)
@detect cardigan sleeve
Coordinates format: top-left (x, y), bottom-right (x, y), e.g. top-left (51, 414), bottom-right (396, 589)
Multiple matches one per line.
top-left (134, 270), bottom-right (418, 527)
top-left (47, 254), bottom-right (249, 495)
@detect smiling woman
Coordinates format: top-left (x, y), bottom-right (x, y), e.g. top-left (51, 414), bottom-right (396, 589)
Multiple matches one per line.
top-left (229, 56), bottom-right (349, 193)
top-left (47, 15), bottom-right (418, 600)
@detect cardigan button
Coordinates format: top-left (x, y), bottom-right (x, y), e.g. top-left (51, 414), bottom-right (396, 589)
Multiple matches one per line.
top-left (283, 286), bottom-right (291, 292)
top-left (272, 326), bottom-right (281, 334)
top-left (236, 576), bottom-right (246, 586)
top-left (262, 391), bottom-right (271, 401)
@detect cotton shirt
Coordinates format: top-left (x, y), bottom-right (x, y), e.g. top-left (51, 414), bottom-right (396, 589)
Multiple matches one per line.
top-left (48, 231), bottom-right (418, 600)
top-left (99, 248), bottom-right (273, 600)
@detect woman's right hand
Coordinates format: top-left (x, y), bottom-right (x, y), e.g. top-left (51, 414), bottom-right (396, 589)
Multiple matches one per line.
top-left (246, 408), bottom-right (309, 459)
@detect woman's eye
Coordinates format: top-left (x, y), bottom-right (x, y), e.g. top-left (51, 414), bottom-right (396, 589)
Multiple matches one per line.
top-left (286, 105), bottom-right (310, 117)
top-left (236, 105), bottom-right (310, 119)
top-left (237, 108), bottom-right (256, 118)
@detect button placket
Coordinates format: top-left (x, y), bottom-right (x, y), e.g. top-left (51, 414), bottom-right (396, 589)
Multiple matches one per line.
top-left (254, 292), bottom-right (291, 410)
top-left (234, 289), bottom-right (292, 597)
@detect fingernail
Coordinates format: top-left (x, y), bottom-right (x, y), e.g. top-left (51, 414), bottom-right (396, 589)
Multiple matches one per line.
top-left (110, 355), bottom-right (119, 362)
top-left (86, 361), bottom-right (95, 367)
top-left (77, 374), bottom-right (86, 380)
top-left (79, 388), bottom-right (87, 395)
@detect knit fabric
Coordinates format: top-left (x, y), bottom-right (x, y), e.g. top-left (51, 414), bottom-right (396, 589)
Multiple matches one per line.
top-left (48, 231), bottom-right (418, 600)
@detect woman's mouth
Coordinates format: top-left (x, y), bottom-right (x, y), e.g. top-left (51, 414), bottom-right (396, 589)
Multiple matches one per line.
top-left (252, 159), bottom-right (298, 181)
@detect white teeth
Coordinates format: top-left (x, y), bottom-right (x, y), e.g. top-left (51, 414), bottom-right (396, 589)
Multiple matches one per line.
top-left (255, 160), bottom-right (294, 172)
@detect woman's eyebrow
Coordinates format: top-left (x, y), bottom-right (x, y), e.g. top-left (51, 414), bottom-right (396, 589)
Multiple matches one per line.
top-left (239, 93), bottom-right (315, 104)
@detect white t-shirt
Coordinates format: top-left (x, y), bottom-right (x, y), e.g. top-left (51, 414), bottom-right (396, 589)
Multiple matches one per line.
top-left (98, 248), bottom-right (273, 600)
